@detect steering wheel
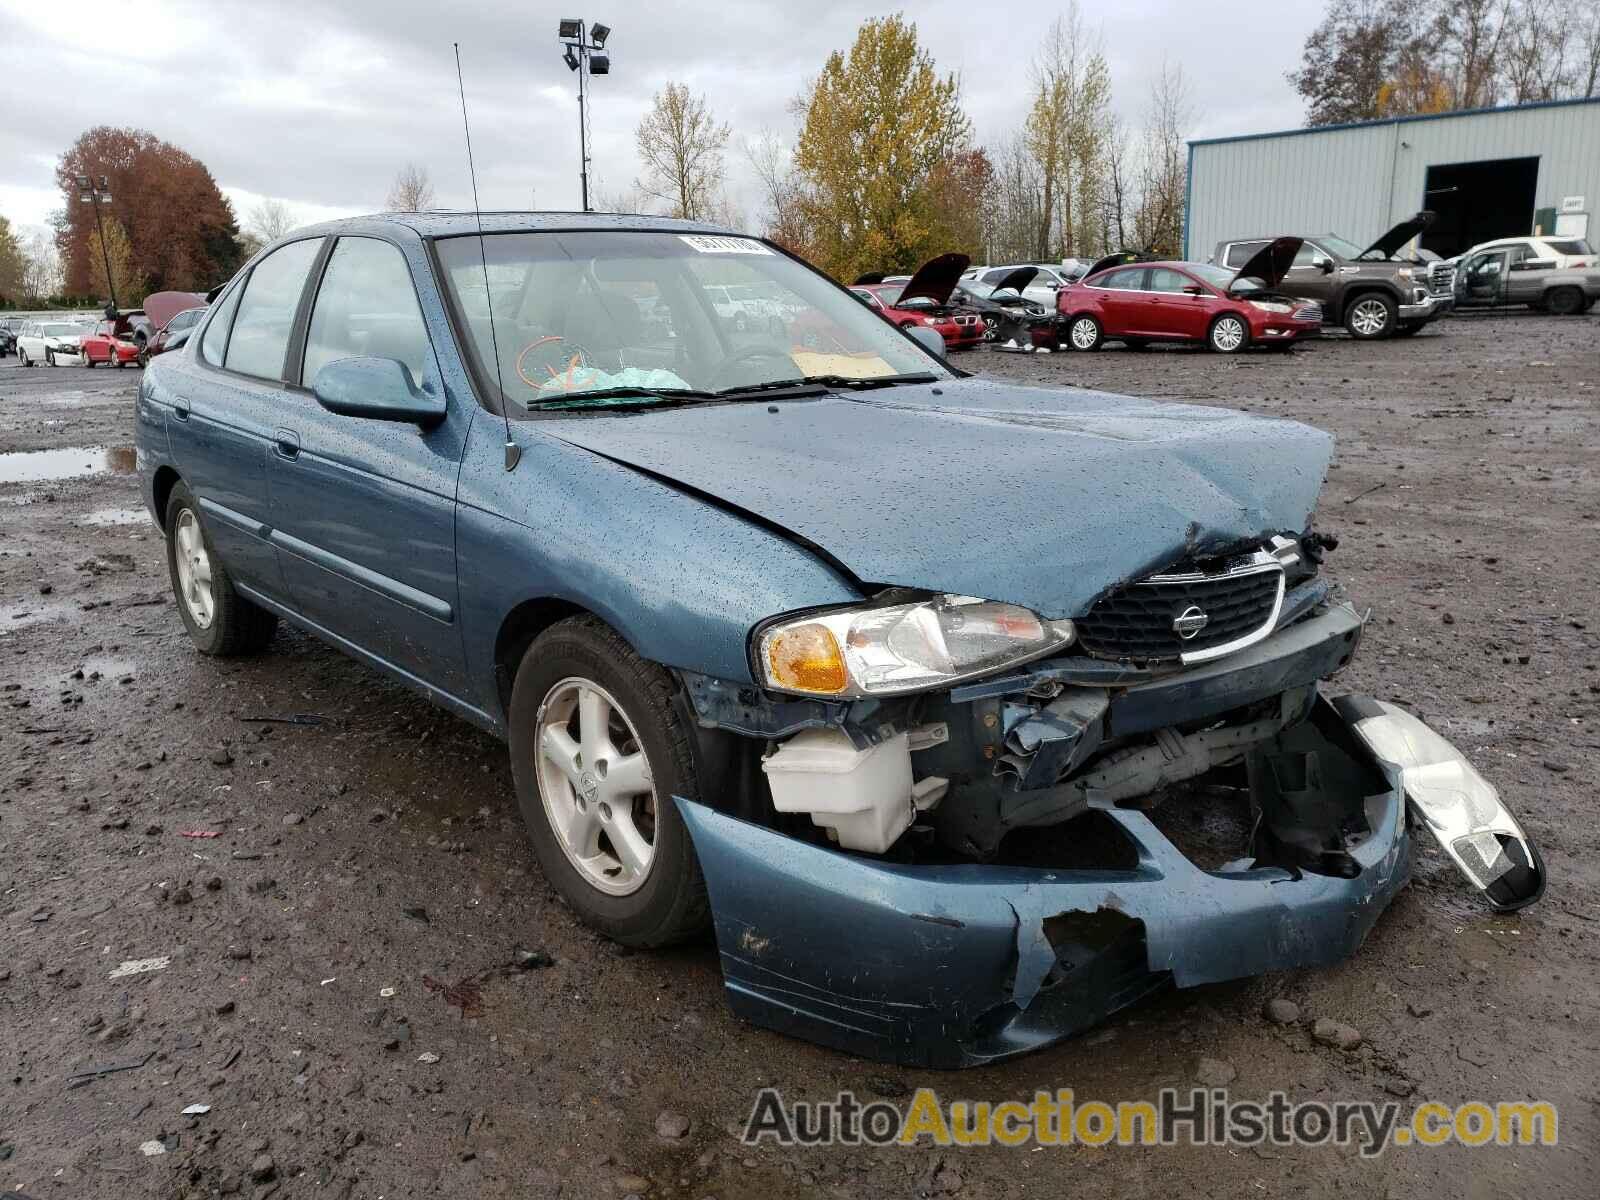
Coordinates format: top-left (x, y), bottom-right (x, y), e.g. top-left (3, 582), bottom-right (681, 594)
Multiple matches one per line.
top-left (707, 342), bottom-right (795, 391)
top-left (515, 335), bottom-right (596, 393)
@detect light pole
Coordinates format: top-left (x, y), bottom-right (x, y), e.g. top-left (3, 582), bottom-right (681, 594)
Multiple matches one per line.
top-left (557, 18), bottom-right (611, 212)
top-left (76, 174), bottom-right (119, 317)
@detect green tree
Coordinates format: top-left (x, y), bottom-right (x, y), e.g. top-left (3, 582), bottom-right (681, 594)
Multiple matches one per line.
top-left (792, 14), bottom-right (971, 279)
top-left (0, 214), bottom-right (27, 303)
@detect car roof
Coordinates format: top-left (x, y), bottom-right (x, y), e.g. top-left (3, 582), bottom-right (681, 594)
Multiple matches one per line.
top-left (281, 210), bottom-right (739, 243)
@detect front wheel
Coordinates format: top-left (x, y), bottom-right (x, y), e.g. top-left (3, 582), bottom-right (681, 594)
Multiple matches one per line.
top-left (1546, 286), bottom-right (1583, 316)
top-left (45, 349), bottom-right (55, 367)
top-left (83, 348), bottom-right (95, 367)
top-left (1208, 314), bottom-right (1250, 353)
top-left (1344, 293), bottom-right (1396, 339)
top-left (163, 483), bottom-right (278, 656)
top-left (508, 616), bottom-right (709, 947)
top-left (1066, 314), bottom-right (1103, 351)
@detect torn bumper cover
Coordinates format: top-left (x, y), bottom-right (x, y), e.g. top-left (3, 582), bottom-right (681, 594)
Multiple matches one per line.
top-left (678, 706), bottom-right (1407, 1068)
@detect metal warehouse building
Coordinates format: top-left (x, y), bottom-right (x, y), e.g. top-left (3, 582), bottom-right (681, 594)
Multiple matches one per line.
top-left (1184, 96), bottom-right (1600, 262)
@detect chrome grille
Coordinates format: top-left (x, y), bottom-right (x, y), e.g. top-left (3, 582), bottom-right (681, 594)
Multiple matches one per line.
top-left (1076, 553), bottom-right (1286, 665)
top-left (1292, 302), bottom-right (1322, 323)
top-left (1427, 262), bottom-right (1456, 297)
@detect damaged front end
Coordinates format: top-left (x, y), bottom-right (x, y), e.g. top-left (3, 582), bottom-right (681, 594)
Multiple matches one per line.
top-left (675, 537), bottom-right (1543, 1068)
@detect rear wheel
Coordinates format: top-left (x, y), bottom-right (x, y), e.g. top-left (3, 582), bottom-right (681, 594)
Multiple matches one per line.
top-left (1207, 314), bottom-right (1249, 353)
top-left (1067, 314), bottom-right (1103, 351)
top-left (508, 616), bottom-right (709, 947)
top-left (1546, 286), bottom-right (1583, 316)
top-left (163, 483), bottom-right (278, 656)
top-left (1344, 293), bottom-right (1396, 339)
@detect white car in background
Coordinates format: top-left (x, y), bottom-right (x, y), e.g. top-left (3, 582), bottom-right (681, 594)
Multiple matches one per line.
top-left (961, 263), bottom-right (1083, 306)
top-left (1455, 235), bottom-right (1595, 271)
top-left (14, 320), bottom-right (87, 367)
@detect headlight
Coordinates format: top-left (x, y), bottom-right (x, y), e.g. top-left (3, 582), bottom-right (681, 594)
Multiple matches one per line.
top-left (1395, 267), bottom-right (1413, 282)
top-left (756, 595), bottom-right (1076, 697)
top-left (922, 317), bottom-right (939, 325)
top-left (1248, 300), bottom-right (1294, 314)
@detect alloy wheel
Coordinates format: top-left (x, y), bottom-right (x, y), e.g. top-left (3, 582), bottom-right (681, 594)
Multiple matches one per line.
top-left (1211, 316), bottom-right (1246, 352)
top-left (1349, 298), bottom-right (1390, 337)
top-left (533, 677), bottom-right (658, 897)
top-left (173, 508), bottom-right (215, 629)
top-left (1070, 317), bottom-right (1099, 349)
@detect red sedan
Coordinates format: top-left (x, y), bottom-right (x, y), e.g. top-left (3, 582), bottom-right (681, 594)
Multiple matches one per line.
top-left (79, 318), bottom-right (142, 368)
top-left (1058, 239), bottom-right (1321, 353)
top-left (850, 253), bottom-right (985, 351)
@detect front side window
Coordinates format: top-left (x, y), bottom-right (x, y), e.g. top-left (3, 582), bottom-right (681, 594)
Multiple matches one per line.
top-left (302, 237), bottom-right (431, 389)
top-left (224, 238), bottom-right (322, 380)
top-left (1096, 267), bottom-right (1147, 290)
top-left (1147, 268), bottom-right (1193, 294)
top-left (435, 231), bottom-right (951, 412)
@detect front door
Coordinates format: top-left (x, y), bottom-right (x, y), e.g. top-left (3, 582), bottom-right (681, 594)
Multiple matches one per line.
top-left (1145, 267), bottom-right (1211, 339)
top-left (1459, 251), bottom-right (1508, 307)
top-left (266, 234), bottom-right (470, 696)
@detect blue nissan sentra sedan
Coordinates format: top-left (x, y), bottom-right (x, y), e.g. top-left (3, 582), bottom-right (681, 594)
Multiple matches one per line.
top-left (135, 212), bottom-right (1542, 1067)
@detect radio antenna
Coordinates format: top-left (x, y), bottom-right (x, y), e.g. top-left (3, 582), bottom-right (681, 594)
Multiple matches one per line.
top-left (454, 43), bottom-right (519, 471)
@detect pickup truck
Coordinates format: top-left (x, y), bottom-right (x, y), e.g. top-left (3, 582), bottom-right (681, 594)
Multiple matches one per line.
top-left (1213, 213), bottom-right (1452, 340)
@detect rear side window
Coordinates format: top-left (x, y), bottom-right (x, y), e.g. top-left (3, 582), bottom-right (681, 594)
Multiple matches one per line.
top-left (1225, 242), bottom-right (1268, 268)
top-left (1543, 239), bottom-right (1590, 255)
top-left (170, 309), bottom-right (201, 332)
top-left (302, 237), bottom-right (431, 388)
top-left (201, 284), bottom-right (245, 367)
top-left (224, 238), bottom-right (322, 380)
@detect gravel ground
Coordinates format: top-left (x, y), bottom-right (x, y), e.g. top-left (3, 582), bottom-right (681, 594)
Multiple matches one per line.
top-left (1, 313), bottom-right (1596, 1198)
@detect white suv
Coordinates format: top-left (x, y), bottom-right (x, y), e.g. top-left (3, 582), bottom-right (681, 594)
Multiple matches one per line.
top-left (14, 320), bottom-right (86, 367)
top-left (1457, 235), bottom-right (1595, 271)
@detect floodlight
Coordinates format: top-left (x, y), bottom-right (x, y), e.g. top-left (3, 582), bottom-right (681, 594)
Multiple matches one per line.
top-left (563, 45), bottom-right (580, 70)
top-left (589, 51), bottom-right (609, 74)
top-left (590, 22), bottom-right (609, 46)
top-left (558, 18), bottom-right (581, 37)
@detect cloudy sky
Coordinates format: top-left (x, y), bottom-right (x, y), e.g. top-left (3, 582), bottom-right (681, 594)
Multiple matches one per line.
top-left (0, 0), bottom-right (1321, 241)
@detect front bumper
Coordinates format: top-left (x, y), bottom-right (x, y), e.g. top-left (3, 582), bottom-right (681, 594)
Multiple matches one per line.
top-left (679, 691), bottom-right (1414, 1069)
top-left (1399, 291), bottom-right (1451, 320)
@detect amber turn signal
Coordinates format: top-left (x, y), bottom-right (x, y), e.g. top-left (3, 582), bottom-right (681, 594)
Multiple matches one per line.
top-left (764, 622), bottom-right (848, 694)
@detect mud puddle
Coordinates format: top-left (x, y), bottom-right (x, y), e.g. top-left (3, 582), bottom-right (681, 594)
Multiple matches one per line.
top-left (0, 445), bottom-right (136, 484)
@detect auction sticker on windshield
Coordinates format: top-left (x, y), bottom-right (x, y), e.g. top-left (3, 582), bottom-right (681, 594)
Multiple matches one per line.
top-left (679, 235), bottom-right (774, 255)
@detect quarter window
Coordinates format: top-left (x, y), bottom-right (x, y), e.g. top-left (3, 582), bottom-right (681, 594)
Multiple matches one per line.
top-left (224, 238), bottom-right (322, 380)
top-left (201, 282), bottom-right (245, 367)
top-left (302, 237), bottom-right (431, 388)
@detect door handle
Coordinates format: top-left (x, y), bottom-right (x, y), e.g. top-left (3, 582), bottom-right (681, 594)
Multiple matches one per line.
top-left (274, 428), bottom-right (301, 460)
top-left (173, 401), bottom-right (190, 421)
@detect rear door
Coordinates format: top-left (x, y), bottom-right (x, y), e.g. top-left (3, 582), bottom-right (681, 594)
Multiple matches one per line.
top-left (1503, 243), bottom-right (1546, 304)
top-left (169, 237), bottom-right (325, 597)
top-left (266, 233), bottom-right (470, 695)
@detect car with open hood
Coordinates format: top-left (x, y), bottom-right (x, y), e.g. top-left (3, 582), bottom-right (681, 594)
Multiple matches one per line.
top-left (13, 319), bottom-right (87, 366)
top-left (849, 253), bottom-right (984, 350)
top-left (1214, 213), bottom-right (1452, 339)
top-left (951, 267), bottom-right (1059, 348)
top-left (1058, 239), bottom-right (1322, 353)
top-left (134, 213), bottom-right (1543, 1068)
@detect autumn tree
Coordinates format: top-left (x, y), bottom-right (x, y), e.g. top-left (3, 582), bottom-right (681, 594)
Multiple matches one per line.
top-left (1023, 5), bottom-right (1111, 260)
top-left (55, 127), bottom-right (243, 298)
top-left (85, 217), bottom-right (142, 306)
top-left (1132, 62), bottom-right (1194, 259)
top-left (744, 130), bottom-right (813, 256)
top-left (925, 149), bottom-right (995, 262)
top-left (0, 215), bottom-right (25, 303)
top-left (635, 83), bottom-right (731, 220)
top-left (386, 164), bottom-right (436, 212)
top-left (792, 14), bottom-right (972, 279)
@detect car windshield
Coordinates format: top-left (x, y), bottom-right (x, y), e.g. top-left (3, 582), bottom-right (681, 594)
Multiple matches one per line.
top-left (1317, 234), bottom-right (1367, 260)
top-left (1187, 264), bottom-right (1235, 290)
top-left (434, 230), bottom-right (950, 412)
top-left (42, 323), bottom-right (80, 336)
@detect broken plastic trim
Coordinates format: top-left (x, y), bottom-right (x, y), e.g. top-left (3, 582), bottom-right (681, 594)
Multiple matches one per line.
top-left (1340, 697), bottom-right (1544, 911)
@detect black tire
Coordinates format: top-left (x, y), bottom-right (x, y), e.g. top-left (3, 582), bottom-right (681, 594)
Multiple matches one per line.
top-left (83, 348), bottom-right (95, 367)
top-left (18, 348), bottom-right (29, 367)
top-left (508, 616), bottom-right (710, 947)
top-left (163, 482), bottom-right (278, 656)
top-left (115, 354), bottom-right (127, 368)
top-left (1066, 314), bottom-right (1103, 351)
top-left (1207, 313), bottom-right (1250, 354)
top-left (1546, 286), bottom-right (1583, 316)
top-left (1344, 292), bottom-right (1396, 339)
top-left (45, 349), bottom-right (55, 367)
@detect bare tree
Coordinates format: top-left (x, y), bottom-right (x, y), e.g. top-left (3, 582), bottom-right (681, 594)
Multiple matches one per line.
top-left (246, 198), bottom-right (297, 244)
top-left (1504, 0), bottom-right (1577, 100)
top-left (1133, 61), bottom-right (1196, 258)
top-left (22, 229), bottom-right (63, 299)
top-left (594, 183), bottom-right (652, 215)
top-left (386, 164), bottom-right (436, 212)
top-left (635, 83), bottom-right (730, 221)
top-left (1583, 0), bottom-right (1600, 93)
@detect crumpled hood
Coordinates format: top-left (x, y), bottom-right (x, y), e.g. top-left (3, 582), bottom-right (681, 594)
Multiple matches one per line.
top-left (537, 379), bottom-right (1333, 618)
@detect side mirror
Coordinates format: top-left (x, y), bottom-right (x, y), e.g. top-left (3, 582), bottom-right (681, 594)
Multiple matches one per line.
top-left (1318, 258), bottom-right (1335, 274)
top-left (1183, 284), bottom-right (1205, 295)
top-left (904, 325), bottom-right (947, 360)
top-left (312, 356), bottom-right (446, 427)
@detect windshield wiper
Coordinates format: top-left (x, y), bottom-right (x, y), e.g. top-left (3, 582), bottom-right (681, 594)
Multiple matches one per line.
top-left (524, 386), bottom-right (718, 411)
top-left (714, 372), bottom-right (939, 397)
